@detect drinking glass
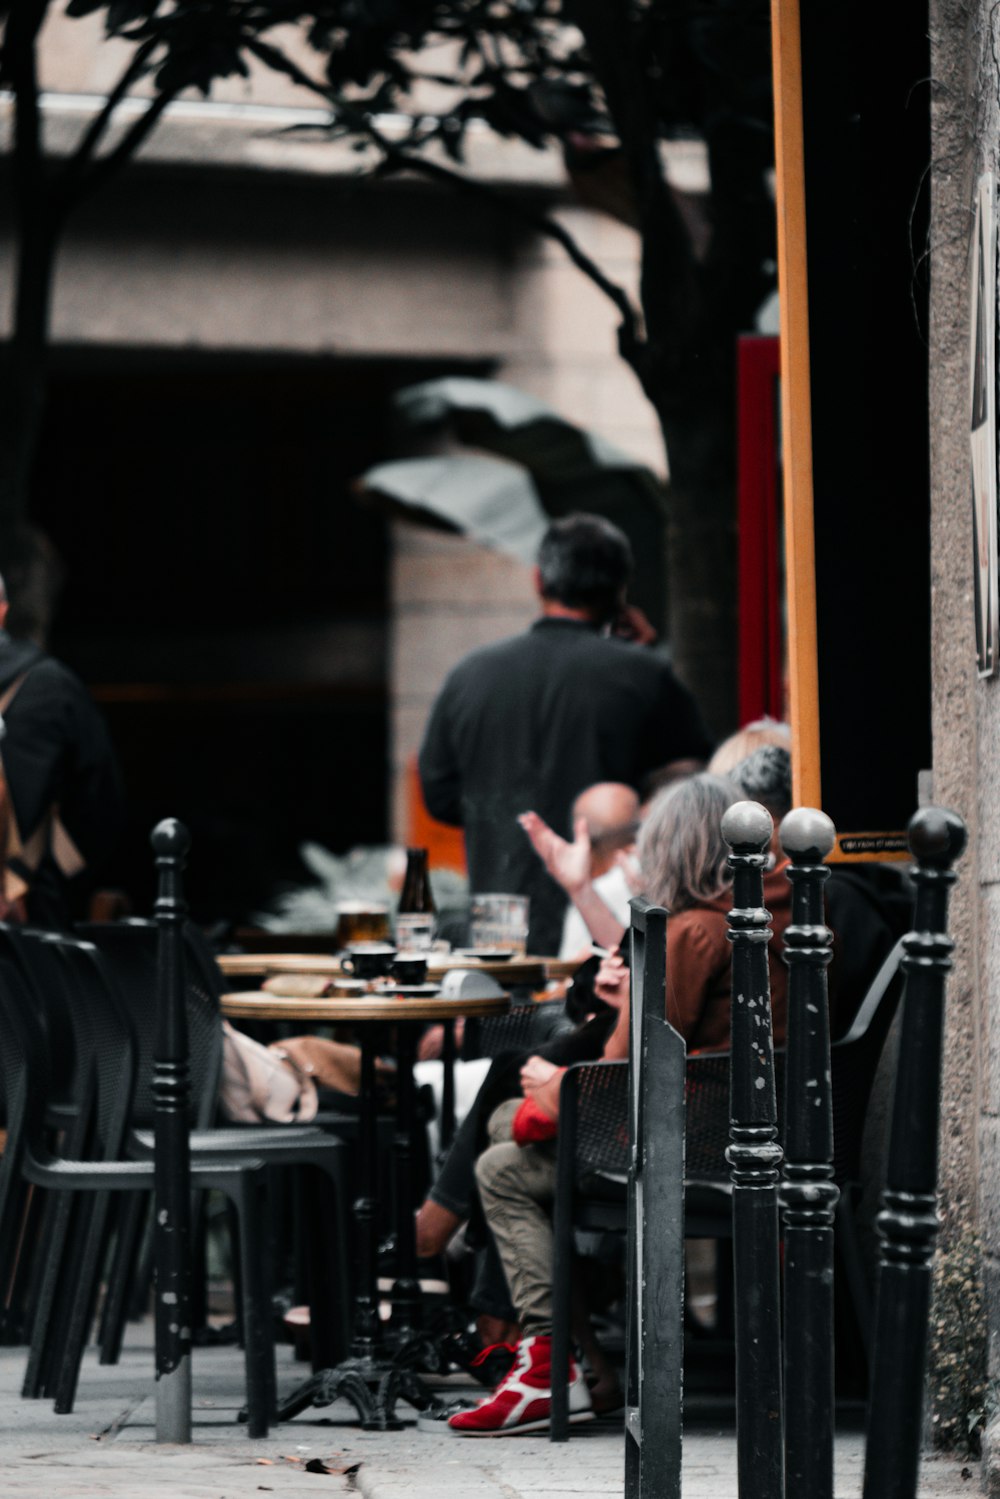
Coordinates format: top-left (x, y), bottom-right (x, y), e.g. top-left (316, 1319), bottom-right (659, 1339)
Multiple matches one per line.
top-left (469, 894), bottom-right (530, 954)
top-left (335, 901), bottom-right (390, 948)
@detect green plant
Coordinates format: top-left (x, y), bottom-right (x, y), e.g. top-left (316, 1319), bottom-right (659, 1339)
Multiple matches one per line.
top-left (927, 1230), bottom-right (989, 1455)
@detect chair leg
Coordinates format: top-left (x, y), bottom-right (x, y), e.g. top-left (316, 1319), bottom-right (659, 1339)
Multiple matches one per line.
top-left (127, 1219), bottom-right (155, 1322)
top-left (302, 1164), bottom-right (351, 1369)
top-left (550, 1201), bottom-right (573, 1442)
top-left (223, 1175), bottom-right (275, 1437)
top-left (53, 1193), bottom-right (115, 1413)
top-left (23, 1188), bottom-right (89, 1398)
top-left (835, 1188), bottom-right (873, 1363)
top-left (0, 1119), bottom-right (31, 1334)
top-left (2, 1180), bottom-right (42, 1344)
top-left (98, 1192), bottom-right (149, 1365)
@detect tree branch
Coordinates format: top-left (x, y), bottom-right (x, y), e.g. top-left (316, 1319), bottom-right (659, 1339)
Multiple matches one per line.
top-left (70, 85), bottom-right (180, 206)
top-left (242, 35), bottom-right (645, 358)
top-left (567, 0), bottom-right (700, 373)
top-left (3, 0), bottom-right (50, 225)
top-left (57, 35), bottom-right (158, 203)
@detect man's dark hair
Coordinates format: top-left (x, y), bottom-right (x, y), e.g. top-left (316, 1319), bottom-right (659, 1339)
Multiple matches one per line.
top-left (536, 513), bottom-right (633, 621)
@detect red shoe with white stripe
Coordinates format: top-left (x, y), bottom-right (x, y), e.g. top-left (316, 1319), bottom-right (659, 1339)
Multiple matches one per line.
top-left (447, 1335), bottom-right (594, 1436)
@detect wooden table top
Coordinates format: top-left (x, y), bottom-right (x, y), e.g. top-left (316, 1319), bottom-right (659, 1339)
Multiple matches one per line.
top-left (220, 991), bottom-right (512, 1024)
top-left (217, 951), bottom-right (581, 983)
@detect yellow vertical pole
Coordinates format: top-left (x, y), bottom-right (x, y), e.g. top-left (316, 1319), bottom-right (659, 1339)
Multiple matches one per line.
top-left (771, 0), bottom-right (821, 811)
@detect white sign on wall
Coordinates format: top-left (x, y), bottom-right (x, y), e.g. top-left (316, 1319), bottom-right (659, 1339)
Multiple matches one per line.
top-left (970, 172), bottom-right (999, 677)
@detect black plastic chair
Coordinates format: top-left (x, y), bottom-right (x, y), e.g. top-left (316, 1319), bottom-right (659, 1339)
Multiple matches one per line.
top-left (681, 937), bottom-right (906, 1354)
top-left (461, 1000), bottom-right (553, 1061)
top-left (546, 935), bottom-right (907, 1438)
top-left (76, 921), bottom-right (353, 1372)
top-left (0, 938), bottom-right (277, 1435)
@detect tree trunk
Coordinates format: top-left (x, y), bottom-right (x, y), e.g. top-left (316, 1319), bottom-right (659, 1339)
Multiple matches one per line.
top-left (0, 196), bottom-right (63, 642)
top-left (657, 399), bottom-right (738, 740)
top-left (0, 210), bottom-right (57, 526)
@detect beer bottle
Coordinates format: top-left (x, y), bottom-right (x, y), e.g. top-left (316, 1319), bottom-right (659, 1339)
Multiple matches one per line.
top-left (396, 847), bottom-right (436, 951)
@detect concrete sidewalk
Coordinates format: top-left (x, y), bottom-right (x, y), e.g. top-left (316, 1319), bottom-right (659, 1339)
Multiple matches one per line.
top-left (0, 1332), bottom-right (977, 1498)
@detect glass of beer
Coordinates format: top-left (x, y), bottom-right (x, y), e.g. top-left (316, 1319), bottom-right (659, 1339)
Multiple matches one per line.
top-left (335, 900), bottom-right (391, 949)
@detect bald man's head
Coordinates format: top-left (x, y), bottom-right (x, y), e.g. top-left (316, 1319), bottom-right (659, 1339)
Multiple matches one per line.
top-left (573, 782), bottom-right (641, 877)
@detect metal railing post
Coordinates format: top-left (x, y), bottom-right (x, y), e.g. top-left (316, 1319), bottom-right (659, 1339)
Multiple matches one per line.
top-left (722, 800), bottom-right (785, 1499)
top-left (779, 808), bottom-right (838, 1499)
top-left (151, 818), bottom-right (193, 1444)
top-left (624, 896), bottom-right (685, 1499)
top-left (863, 807), bottom-right (967, 1499)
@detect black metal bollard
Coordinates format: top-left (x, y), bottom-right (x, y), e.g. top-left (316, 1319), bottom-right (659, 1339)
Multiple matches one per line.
top-left (722, 800), bottom-right (785, 1499)
top-left (151, 818), bottom-right (193, 1444)
top-left (863, 807), bottom-right (967, 1499)
top-left (779, 808), bottom-right (838, 1499)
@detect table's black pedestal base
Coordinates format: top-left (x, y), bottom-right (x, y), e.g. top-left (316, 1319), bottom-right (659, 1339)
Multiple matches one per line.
top-left (271, 1355), bottom-right (448, 1429)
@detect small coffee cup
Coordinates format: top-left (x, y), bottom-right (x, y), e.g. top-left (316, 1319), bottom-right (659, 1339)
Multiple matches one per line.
top-left (342, 943), bottom-right (397, 980)
top-left (392, 952), bottom-right (428, 985)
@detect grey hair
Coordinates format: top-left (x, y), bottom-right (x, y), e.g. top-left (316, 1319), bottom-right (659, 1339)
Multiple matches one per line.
top-left (637, 773), bottom-right (740, 912)
top-left (729, 745), bottom-right (792, 820)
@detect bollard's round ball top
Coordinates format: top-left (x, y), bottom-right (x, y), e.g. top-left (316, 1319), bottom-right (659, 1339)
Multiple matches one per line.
top-left (907, 806), bottom-right (967, 867)
top-left (721, 800), bottom-right (773, 854)
top-left (150, 818), bottom-right (191, 858)
top-left (779, 807), bottom-right (836, 863)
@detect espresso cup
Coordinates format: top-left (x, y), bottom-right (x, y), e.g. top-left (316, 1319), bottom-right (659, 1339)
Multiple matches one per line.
top-left (392, 953), bottom-right (428, 985)
top-left (342, 943), bottom-right (397, 979)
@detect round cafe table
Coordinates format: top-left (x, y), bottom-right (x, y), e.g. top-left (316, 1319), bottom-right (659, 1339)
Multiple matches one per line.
top-left (218, 950), bottom-right (581, 985)
top-left (220, 990), bottom-right (509, 1428)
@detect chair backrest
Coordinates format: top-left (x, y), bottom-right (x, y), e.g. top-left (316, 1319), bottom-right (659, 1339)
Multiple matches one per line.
top-left (0, 924), bottom-right (80, 1102)
top-left (625, 895), bottom-right (685, 1496)
top-left (461, 1002), bottom-right (546, 1061)
top-left (571, 1059), bottom-right (630, 1183)
top-left (829, 937), bottom-right (905, 1185)
top-left (0, 948), bottom-right (52, 1156)
top-left (77, 922), bottom-right (221, 1131)
top-left (45, 935), bottom-right (138, 1157)
top-left (683, 939), bottom-right (905, 1186)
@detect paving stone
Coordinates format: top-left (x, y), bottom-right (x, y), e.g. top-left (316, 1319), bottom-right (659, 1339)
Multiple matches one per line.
top-left (0, 1329), bottom-right (977, 1499)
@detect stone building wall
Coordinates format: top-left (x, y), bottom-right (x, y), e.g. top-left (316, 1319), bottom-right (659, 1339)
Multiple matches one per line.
top-left (929, 0), bottom-right (1000, 1486)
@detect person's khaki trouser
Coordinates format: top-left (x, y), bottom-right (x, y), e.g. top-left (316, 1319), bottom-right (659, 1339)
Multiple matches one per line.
top-left (475, 1099), bottom-right (559, 1337)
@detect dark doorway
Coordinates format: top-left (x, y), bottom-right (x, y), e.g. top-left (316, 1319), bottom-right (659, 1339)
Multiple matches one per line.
top-left (30, 348), bottom-right (480, 922)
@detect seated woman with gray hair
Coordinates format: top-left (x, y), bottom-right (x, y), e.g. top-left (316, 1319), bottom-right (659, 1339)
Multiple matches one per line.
top-left (594, 769), bottom-right (793, 1054)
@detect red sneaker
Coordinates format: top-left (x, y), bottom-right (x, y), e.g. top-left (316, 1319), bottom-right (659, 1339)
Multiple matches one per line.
top-left (447, 1335), bottom-right (594, 1437)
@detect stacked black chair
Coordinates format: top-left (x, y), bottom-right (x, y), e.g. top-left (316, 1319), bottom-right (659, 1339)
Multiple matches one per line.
top-left (76, 920), bottom-right (353, 1374)
top-left (0, 935), bottom-right (277, 1434)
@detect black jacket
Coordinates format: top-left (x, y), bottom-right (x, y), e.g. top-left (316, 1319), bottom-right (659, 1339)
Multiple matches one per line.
top-left (418, 617), bottom-right (712, 952)
top-left (0, 634), bottom-right (125, 925)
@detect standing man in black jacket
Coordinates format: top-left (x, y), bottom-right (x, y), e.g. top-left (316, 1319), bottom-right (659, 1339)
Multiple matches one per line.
top-left (418, 514), bottom-right (713, 954)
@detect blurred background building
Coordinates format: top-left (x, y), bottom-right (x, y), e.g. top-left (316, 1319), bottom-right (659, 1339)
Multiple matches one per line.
top-left (0, 10), bottom-right (708, 917)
